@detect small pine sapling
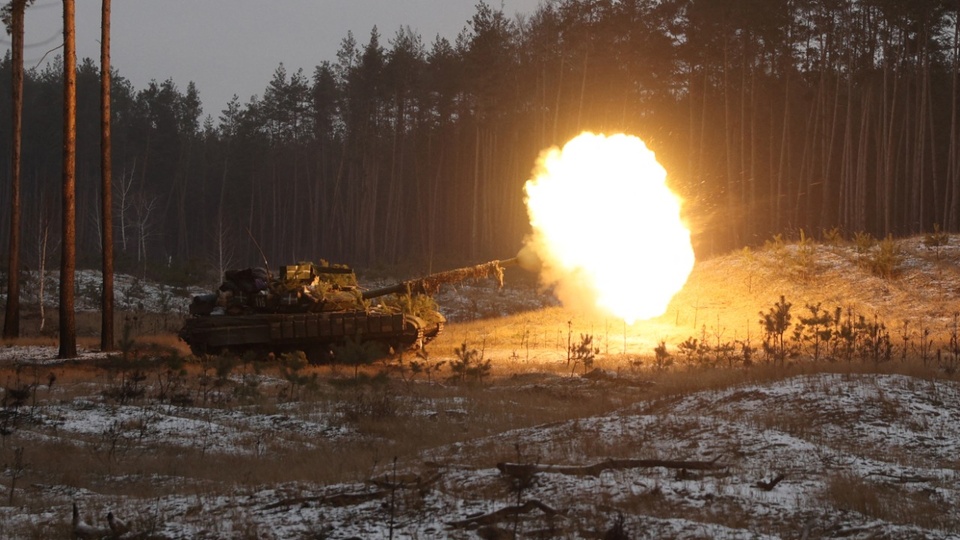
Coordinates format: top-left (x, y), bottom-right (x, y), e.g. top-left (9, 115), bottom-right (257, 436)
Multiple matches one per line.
top-left (795, 303), bottom-right (835, 362)
top-left (854, 314), bottom-right (892, 365)
top-left (569, 334), bottom-right (598, 375)
top-left (6, 446), bottom-right (25, 505)
top-left (923, 223), bottom-right (950, 260)
top-left (867, 234), bottom-right (901, 278)
top-left (334, 336), bottom-right (387, 381)
top-left (653, 340), bottom-right (673, 370)
top-left (408, 349), bottom-right (446, 383)
top-left (760, 295), bottom-right (793, 364)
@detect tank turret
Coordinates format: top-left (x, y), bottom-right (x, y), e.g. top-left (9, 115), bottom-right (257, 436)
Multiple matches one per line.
top-left (178, 258), bottom-right (516, 362)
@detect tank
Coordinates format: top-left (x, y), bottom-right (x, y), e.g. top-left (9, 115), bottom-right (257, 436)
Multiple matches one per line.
top-left (178, 258), bottom-right (517, 362)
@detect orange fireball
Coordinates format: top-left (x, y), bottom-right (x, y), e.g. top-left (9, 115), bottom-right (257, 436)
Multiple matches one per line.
top-left (523, 132), bottom-right (694, 323)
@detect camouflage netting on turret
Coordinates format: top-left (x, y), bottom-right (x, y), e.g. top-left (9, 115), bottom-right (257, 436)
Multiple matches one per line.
top-left (273, 262), bottom-right (365, 312)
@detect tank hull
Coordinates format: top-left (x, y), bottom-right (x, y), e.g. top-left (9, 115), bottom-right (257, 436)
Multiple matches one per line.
top-left (179, 310), bottom-right (442, 361)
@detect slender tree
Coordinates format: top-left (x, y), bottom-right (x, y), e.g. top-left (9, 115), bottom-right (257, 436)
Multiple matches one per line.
top-left (59, 0), bottom-right (77, 358)
top-left (100, 0), bottom-right (114, 351)
top-left (2, 0), bottom-right (34, 340)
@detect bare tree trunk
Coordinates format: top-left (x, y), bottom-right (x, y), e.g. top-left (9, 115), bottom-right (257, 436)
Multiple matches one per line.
top-left (820, 59), bottom-right (842, 231)
top-left (3, 0), bottom-right (27, 340)
top-left (722, 33), bottom-right (737, 246)
top-left (838, 71), bottom-right (855, 229)
top-left (738, 47), bottom-right (749, 241)
top-left (100, 0), bottom-right (114, 351)
top-left (914, 49), bottom-right (930, 230)
top-left (749, 65), bottom-right (758, 240)
top-left (134, 194), bottom-right (157, 267)
top-left (217, 159), bottom-right (232, 278)
top-left (856, 89), bottom-right (871, 231)
top-left (37, 199), bottom-right (50, 333)
top-left (776, 75), bottom-right (791, 230)
top-left (471, 126), bottom-right (480, 259)
top-left (59, 0), bottom-right (78, 358)
top-left (947, 12), bottom-right (960, 229)
top-left (116, 164), bottom-right (134, 253)
top-left (881, 57), bottom-right (901, 235)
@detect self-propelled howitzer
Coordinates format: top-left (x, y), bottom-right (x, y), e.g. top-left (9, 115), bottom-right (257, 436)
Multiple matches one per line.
top-left (178, 258), bottom-right (517, 362)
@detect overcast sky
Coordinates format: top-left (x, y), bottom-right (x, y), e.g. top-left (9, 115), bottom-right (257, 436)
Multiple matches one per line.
top-left (8, 0), bottom-right (543, 120)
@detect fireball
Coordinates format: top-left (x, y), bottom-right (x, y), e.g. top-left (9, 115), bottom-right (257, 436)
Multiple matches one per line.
top-left (522, 132), bottom-right (694, 323)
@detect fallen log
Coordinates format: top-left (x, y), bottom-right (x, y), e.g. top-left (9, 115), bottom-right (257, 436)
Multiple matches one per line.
top-left (447, 500), bottom-right (560, 529)
top-left (368, 470), bottom-right (442, 490)
top-left (265, 470), bottom-right (442, 511)
top-left (496, 456), bottom-right (724, 478)
top-left (263, 490), bottom-right (387, 511)
top-left (869, 472), bottom-right (938, 483)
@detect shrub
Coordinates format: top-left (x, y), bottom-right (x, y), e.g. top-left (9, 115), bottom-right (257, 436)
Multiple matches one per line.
top-left (334, 336), bottom-right (388, 381)
top-left (866, 235), bottom-right (901, 278)
top-left (790, 229), bottom-right (817, 279)
top-left (821, 226), bottom-right (843, 245)
top-left (759, 295), bottom-right (793, 364)
top-left (569, 334), bottom-right (598, 375)
top-left (408, 349), bottom-right (446, 383)
top-left (653, 341), bottom-right (673, 370)
top-left (923, 223), bottom-right (950, 260)
top-left (793, 303), bottom-right (835, 362)
top-left (450, 342), bottom-right (491, 383)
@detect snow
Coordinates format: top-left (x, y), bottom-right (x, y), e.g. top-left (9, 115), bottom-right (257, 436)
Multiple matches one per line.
top-left (2, 367), bottom-right (959, 538)
top-left (9, 269), bottom-right (207, 314)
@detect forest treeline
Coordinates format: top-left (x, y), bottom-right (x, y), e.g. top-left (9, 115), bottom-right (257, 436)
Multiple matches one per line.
top-left (1, 0), bottom-right (959, 280)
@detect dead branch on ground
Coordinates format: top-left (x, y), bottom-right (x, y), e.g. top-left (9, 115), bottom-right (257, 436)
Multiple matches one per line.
top-left (262, 490), bottom-right (387, 511)
top-left (753, 473), bottom-right (786, 491)
top-left (496, 456), bottom-right (724, 479)
top-left (446, 500), bottom-right (560, 529)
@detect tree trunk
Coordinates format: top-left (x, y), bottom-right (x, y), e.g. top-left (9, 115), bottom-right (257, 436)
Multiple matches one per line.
top-left (3, 0), bottom-right (26, 340)
top-left (59, 0), bottom-right (78, 359)
top-left (37, 204), bottom-right (50, 333)
top-left (100, 0), bottom-right (114, 351)
top-left (947, 11), bottom-right (960, 229)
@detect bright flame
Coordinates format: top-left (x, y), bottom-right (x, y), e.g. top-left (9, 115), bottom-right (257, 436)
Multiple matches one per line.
top-left (522, 132), bottom-right (694, 323)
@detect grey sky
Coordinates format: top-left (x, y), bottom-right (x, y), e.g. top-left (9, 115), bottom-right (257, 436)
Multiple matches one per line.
top-left (10, 0), bottom-right (543, 120)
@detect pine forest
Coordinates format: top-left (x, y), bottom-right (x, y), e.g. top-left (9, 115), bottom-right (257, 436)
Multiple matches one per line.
top-left (1, 0), bottom-right (959, 279)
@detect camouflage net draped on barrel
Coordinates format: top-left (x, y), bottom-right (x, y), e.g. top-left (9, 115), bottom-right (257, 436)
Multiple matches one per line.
top-left (401, 260), bottom-right (506, 296)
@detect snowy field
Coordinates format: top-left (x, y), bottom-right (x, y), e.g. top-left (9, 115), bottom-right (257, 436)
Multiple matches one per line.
top-left (1, 360), bottom-right (958, 538)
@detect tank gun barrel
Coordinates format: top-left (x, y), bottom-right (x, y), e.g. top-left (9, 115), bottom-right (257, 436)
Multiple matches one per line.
top-left (362, 257), bottom-right (518, 300)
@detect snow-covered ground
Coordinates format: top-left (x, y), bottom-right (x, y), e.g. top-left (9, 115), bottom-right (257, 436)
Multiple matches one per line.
top-left (1, 366), bottom-right (957, 538)
top-left (7, 269), bottom-right (207, 314)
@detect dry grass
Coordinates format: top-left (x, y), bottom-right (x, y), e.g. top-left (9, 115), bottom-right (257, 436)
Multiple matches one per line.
top-left (823, 472), bottom-right (954, 528)
top-left (3, 235), bottom-right (960, 537)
